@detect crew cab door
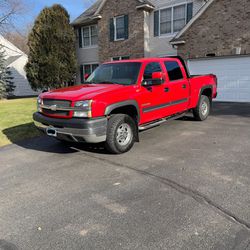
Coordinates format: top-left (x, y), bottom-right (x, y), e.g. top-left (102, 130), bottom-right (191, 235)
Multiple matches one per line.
top-left (163, 60), bottom-right (190, 114)
top-left (139, 62), bottom-right (171, 124)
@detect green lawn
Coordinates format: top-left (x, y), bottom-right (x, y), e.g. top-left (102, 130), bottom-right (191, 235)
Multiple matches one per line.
top-left (0, 98), bottom-right (41, 147)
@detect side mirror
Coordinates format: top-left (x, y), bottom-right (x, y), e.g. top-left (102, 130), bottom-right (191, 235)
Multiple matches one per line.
top-left (84, 73), bottom-right (90, 80)
top-left (142, 72), bottom-right (165, 86)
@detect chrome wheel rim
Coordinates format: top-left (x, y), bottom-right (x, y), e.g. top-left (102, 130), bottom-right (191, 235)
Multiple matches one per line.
top-left (201, 101), bottom-right (208, 116)
top-left (116, 123), bottom-right (132, 146)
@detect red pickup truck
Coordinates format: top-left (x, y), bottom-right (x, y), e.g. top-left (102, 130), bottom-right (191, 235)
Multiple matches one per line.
top-left (33, 57), bottom-right (217, 154)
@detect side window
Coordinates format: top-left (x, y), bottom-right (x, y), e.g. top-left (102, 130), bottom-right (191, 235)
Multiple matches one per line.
top-left (143, 62), bottom-right (162, 81)
top-left (164, 61), bottom-right (183, 81)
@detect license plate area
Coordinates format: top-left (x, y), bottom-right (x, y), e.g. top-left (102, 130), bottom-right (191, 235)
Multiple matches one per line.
top-left (46, 127), bottom-right (57, 137)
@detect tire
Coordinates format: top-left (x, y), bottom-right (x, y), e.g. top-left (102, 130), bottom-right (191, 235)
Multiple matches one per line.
top-left (193, 95), bottom-right (211, 121)
top-left (105, 114), bottom-right (136, 154)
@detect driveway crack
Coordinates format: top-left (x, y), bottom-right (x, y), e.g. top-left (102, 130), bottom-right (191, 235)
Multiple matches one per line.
top-left (78, 151), bottom-right (250, 231)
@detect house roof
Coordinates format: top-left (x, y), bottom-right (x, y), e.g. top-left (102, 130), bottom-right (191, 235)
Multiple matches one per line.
top-left (71, 0), bottom-right (154, 26)
top-left (170, 0), bottom-right (215, 45)
top-left (5, 55), bottom-right (22, 66)
top-left (0, 35), bottom-right (26, 56)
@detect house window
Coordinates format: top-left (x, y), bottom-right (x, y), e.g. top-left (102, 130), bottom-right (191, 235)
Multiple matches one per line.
top-left (115, 16), bottom-right (125, 40)
top-left (80, 25), bottom-right (98, 48)
top-left (80, 64), bottom-right (99, 83)
top-left (154, 3), bottom-right (193, 36)
top-left (110, 15), bottom-right (129, 41)
top-left (112, 56), bottom-right (130, 61)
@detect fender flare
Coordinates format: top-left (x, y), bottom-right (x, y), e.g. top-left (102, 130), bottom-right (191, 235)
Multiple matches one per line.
top-left (199, 85), bottom-right (213, 100)
top-left (105, 100), bottom-right (140, 123)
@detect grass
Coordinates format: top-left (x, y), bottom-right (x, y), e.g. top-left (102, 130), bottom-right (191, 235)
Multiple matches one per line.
top-left (0, 98), bottom-right (41, 147)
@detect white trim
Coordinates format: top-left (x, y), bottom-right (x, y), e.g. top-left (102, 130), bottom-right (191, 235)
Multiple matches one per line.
top-left (81, 24), bottom-right (98, 48)
top-left (80, 45), bottom-right (98, 50)
top-left (94, 0), bottom-right (107, 16)
top-left (114, 15), bottom-right (126, 41)
top-left (111, 56), bottom-right (130, 61)
top-left (171, 0), bottom-right (215, 43)
top-left (158, 2), bottom-right (192, 36)
top-left (170, 40), bottom-right (185, 45)
top-left (136, 4), bottom-right (154, 10)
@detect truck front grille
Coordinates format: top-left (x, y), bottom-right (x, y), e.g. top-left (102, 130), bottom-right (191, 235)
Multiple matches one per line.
top-left (42, 99), bottom-right (72, 117)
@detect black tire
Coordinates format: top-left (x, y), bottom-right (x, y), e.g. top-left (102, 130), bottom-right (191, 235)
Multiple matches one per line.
top-left (105, 114), bottom-right (136, 154)
top-left (193, 95), bottom-right (211, 121)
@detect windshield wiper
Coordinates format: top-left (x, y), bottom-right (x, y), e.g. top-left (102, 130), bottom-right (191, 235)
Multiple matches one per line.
top-left (96, 81), bottom-right (121, 85)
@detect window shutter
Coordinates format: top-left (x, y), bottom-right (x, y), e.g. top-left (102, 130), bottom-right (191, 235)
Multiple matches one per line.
top-left (78, 28), bottom-right (82, 48)
top-left (80, 65), bottom-right (84, 83)
top-left (124, 15), bottom-right (129, 39)
top-left (110, 18), bottom-right (114, 41)
top-left (186, 3), bottom-right (193, 23)
top-left (154, 11), bottom-right (160, 37)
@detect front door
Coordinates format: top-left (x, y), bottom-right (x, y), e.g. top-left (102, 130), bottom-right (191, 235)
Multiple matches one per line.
top-left (139, 62), bottom-right (171, 124)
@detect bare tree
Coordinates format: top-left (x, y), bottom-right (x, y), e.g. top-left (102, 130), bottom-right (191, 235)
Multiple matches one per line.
top-left (0, 0), bottom-right (25, 31)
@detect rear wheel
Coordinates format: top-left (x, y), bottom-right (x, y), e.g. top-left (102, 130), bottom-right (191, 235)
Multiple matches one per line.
top-left (193, 95), bottom-right (211, 121)
top-left (105, 114), bottom-right (136, 154)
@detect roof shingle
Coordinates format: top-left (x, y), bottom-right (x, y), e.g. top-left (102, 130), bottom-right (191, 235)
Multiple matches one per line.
top-left (71, 0), bottom-right (154, 26)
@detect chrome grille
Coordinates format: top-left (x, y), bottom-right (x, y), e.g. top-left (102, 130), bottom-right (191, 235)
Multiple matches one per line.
top-left (43, 99), bottom-right (71, 107)
top-left (42, 99), bottom-right (71, 117)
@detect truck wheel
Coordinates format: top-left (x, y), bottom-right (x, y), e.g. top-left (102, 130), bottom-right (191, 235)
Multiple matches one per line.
top-left (105, 114), bottom-right (136, 154)
top-left (193, 95), bottom-right (211, 121)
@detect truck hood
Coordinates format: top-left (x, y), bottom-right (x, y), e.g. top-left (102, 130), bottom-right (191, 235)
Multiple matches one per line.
top-left (41, 84), bottom-right (125, 101)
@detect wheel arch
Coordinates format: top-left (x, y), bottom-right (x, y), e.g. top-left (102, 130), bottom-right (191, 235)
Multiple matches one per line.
top-left (200, 85), bottom-right (213, 102)
top-left (105, 100), bottom-right (140, 124)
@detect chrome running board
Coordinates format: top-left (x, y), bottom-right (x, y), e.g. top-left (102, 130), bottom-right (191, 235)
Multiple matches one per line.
top-left (139, 112), bottom-right (186, 131)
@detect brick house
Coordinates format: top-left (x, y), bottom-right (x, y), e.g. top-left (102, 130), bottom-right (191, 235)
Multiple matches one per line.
top-left (170, 0), bottom-right (250, 102)
top-left (72, 0), bottom-right (250, 102)
top-left (71, 0), bottom-right (206, 83)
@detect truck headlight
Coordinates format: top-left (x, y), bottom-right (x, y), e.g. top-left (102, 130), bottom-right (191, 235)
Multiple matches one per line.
top-left (37, 97), bottom-right (42, 112)
top-left (73, 100), bottom-right (92, 118)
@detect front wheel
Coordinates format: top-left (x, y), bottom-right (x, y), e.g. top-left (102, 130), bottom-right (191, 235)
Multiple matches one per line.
top-left (193, 95), bottom-right (211, 121)
top-left (105, 114), bottom-right (136, 154)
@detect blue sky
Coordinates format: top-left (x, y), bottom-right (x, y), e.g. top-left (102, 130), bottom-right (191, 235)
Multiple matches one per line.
top-left (15, 0), bottom-right (94, 31)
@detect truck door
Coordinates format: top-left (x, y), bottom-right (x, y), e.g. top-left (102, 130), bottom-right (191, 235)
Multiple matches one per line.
top-left (163, 60), bottom-right (190, 114)
top-left (139, 62), bottom-right (171, 124)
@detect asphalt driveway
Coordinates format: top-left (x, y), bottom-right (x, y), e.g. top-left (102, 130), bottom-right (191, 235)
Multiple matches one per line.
top-left (0, 102), bottom-right (250, 250)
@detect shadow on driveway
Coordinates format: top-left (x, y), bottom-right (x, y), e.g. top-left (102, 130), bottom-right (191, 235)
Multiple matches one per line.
top-left (2, 102), bottom-right (250, 154)
top-left (212, 102), bottom-right (250, 117)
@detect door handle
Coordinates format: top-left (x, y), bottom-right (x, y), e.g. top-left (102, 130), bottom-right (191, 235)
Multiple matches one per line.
top-left (164, 87), bottom-right (169, 92)
top-left (182, 84), bottom-right (187, 89)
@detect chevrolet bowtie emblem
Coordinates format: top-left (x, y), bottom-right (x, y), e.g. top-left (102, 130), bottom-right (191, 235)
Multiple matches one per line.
top-left (49, 105), bottom-right (57, 111)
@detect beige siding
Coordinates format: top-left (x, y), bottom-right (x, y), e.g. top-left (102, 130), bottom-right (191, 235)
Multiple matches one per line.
top-left (0, 35), bottom-right (39, 96)
top-left (76, 46), bottom-right (99, 83)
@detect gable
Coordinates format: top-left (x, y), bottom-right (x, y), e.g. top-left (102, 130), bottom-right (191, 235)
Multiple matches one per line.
top-left (170, 0), bottom-right (215, 44)
top-left (173, 0), bottom-right (250, 59)
top-left (71, 0), bottom-right (154, 26)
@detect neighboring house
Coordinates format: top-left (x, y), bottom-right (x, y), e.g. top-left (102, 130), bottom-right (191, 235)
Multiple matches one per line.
top-left (170, 0), bottom-right (250, 102)
top-left (71, 0), bottom-right (206, 83)
top-left (0, 35), bottom-right (39, 97)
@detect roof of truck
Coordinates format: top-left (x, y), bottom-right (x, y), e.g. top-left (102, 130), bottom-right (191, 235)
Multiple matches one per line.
top-left (105, 57), bottom-right (182, 64)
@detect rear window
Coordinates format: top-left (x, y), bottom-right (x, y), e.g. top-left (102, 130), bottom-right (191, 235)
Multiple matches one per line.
top-left (164, 61), bottom-right (183, 81)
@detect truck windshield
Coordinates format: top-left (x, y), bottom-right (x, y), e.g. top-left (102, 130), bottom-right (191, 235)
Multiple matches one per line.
top-left (86, 62), bottom-right (142, 85)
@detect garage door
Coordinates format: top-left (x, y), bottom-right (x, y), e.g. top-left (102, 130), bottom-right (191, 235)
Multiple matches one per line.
top-left (187, 56), bottom-right (250, 102)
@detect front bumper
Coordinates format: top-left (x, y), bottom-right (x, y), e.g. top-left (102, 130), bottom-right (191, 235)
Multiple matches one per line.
top-left (33, 112), bottom-right (107, 143)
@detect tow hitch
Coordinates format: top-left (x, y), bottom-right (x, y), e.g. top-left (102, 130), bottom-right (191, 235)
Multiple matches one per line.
top-left (46, 127), bottom-right (57, 137)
